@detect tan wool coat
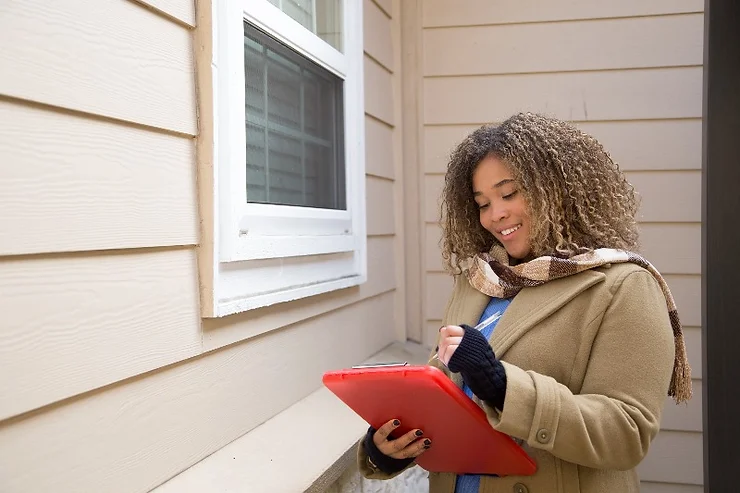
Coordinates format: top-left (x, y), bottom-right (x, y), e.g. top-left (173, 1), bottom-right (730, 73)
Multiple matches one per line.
top-left (358, 263), bottom-right (676, 493)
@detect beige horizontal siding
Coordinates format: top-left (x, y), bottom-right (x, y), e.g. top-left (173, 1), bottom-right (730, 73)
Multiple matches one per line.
top-left (0, 0), bottom-right (196, 135)
top-left (628, 171), bottom-right (701, 222)
top-left (0, 100), bottom-right (197, 256)
top-left (0, 2), bottom-right (406, 493)
top-left (422, 0), bottom-right (704, 27)
top-left (576, 120), bottom-right (703, 171)
top-left (639, 224), bottom-right (701, 274)
top-left (0, 248), bottom-right (202, 422)
top-left (665, 275), bottom-right (700, 327)
top-left (0, 292), bottom-right (397, 493)
top-left (366, 176), bottom-right (396, 235)
top-left (364, 0), bottom-right (393, 70)
top-left (424, 119), bottom-right (703, 173)
top-left (365, 116), bottom-right (395, 179)
top-left (640, 482), bottom-right (703, 493)
top-left (424, 67), bottom-right (703, 125)
top-left (364, 56), bottom-right (394, 125)
top-left (0, 233), bottom-right (400, 422)
top-left (637, 430), bottom-right (704, 484)
top-left (136, 0), bottom-right (196, 26)
top-left (424, 14), bottom-right (703, 76)
top-left (661, 378), bottom-right (703, 432)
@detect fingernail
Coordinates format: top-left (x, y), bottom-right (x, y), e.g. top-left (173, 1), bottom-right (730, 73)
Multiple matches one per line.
top-left (424, 439), bottom-right (431, 446)
top-left (393, 419), bottom-right (400, 427)
top-left (415, 430), bottom-right (423, 436)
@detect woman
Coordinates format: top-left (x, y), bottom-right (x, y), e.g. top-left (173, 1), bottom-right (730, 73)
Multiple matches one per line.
top-left (356, 113), bottom-right (692, 492)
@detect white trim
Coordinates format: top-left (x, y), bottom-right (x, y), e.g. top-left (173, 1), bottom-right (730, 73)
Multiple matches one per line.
top-left (242, 0), bottom-right (347, 77)
top-left (205, 0), bottom-right (366, 317)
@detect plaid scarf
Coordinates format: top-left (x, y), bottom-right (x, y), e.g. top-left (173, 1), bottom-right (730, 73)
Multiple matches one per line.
top-left (467, 245), bottom-right (692, 404)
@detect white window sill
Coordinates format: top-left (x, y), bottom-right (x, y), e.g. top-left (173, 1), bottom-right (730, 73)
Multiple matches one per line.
top-left (151, 341), bottom-right (431, 492)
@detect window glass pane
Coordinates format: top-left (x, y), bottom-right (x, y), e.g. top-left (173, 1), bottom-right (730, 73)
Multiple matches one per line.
top-left (244, 22), bottom-right (346, 210)
top-left (269, 0), bottom-right (343, 52)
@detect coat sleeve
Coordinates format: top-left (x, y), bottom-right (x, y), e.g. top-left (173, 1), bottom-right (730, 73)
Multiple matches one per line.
top-left (483, 269), bottom-right (676, 471)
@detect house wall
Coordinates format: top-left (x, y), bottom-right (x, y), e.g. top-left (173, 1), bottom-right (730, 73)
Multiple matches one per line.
top-left (416, 1), bottom-right (704, 491)
top-left (0, 0), bottom-right (404, 491)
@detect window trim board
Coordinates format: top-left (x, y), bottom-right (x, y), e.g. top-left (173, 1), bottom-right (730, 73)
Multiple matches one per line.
top-left (200, 0), bottom-right (367, 317)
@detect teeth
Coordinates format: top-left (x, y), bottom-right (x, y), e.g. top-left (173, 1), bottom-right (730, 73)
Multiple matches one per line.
top-left (501, 225), bottom-right (521, 236)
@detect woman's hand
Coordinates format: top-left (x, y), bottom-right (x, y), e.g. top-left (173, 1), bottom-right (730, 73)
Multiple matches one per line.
top-left (437, 325), bottom-right (465, 366)
top-left (372, 418), bottom-right (431, 460)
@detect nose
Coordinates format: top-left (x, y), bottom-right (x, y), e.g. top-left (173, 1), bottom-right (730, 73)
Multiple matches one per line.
top-left (484, 201), bottom-right (509, 225)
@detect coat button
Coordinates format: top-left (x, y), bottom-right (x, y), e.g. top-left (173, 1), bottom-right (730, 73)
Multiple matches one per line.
top-left (537, 428), bottom-right (550, 444)
top-left (513, 483), bottom-right (529, 493)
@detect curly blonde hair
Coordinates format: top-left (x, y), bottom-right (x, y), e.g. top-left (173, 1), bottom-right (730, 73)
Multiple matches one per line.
top-left (440, 112), bottom-right (640, 273)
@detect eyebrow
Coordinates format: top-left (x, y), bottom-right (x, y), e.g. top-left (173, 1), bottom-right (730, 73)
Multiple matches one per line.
top-left (473, 179), bottom-right (515, 196)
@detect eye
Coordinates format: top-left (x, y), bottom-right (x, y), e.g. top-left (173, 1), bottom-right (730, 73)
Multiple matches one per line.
top-left (502, 190), bottom-right (519, 200)
top-left (477, 203), bottom-right (489, 210)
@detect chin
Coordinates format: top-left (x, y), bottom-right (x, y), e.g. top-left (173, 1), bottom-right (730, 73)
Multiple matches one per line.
top-left (505, 246), bottom-right (532, 260)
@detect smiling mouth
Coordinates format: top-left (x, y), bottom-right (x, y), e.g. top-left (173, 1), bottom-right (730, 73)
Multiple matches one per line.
top-left (500, 224), bottom-right (522, 237)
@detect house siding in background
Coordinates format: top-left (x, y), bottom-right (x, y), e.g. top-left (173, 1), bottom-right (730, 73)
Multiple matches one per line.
top-left (418, 1), bottom-right (704, 491)
top-left (0, 0), bottom-right (405, 491)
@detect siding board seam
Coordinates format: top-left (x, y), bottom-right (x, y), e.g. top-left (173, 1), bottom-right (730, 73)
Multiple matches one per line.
top-left (370, 0), bottom-right (391, 19)
top-left (364, 51), bottom-right (394, 75)
top-left (365, 172), bottom-right (395, 182)
top-left (423, 11), bottom-right (704, 30)
top-left (0, 244), bottom-right (196, 263)
top-left (0, 95), bottom-right (197, 140)
top-left (424, 64), bottom-right (703, 79)
top-left (127, 0), bottom-right (196, 29)
top-left (365, 112), bottom-right (395, 129)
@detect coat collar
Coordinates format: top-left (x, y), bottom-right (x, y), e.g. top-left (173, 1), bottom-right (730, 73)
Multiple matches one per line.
top-left (444, 269), bottom-right (607, 358)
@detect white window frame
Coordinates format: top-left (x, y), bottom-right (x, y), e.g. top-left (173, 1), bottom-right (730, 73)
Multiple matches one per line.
top-left (204, 0), bottom-right (366, 317)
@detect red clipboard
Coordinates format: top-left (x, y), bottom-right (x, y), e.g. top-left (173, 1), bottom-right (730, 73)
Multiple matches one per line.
top-left (322, 363), bottom-right (537, 476)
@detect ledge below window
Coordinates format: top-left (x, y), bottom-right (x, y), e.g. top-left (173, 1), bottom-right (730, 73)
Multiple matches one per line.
top-left (151, 341), bottom-right (431, 492)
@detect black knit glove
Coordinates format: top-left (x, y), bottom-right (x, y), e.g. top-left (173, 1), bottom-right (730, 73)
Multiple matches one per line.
top-left (362, 426), bottom-right (415, 474)
top-left (447, 324), bottom-right (508, 411)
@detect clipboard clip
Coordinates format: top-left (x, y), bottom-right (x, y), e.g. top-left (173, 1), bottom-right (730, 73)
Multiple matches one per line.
top-left (352, 361), bottom-right (409, 369)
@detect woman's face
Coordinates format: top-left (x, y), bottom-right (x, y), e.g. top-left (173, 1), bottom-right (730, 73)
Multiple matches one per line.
top-left (472, 155), bottom-right (533, 260)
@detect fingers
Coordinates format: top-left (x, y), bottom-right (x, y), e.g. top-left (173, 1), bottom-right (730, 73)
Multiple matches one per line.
top-left (373, 419), bottom-right (432, 459)
top-left (440, 325), bottom-right (464, 338)
top-left (385, 430), bottom-right (432, 459)
top-left (404, 437), bottom-right (433, 459)
top-left (438, 326), bottom-right (464, 365)
top-left (439, 343), bottom-right (459, 366)
top-left (372, 418), bottom-right (401, 446)
top-left (378, 427), bottom-right (423, 457)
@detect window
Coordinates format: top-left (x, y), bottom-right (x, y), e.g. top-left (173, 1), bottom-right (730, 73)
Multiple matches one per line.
top-left (201, 0), bottom-right (366, 317)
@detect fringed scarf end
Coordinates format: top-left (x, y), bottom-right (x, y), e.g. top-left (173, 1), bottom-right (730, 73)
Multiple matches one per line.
top-left (669, 334), bottom-right (693, 404)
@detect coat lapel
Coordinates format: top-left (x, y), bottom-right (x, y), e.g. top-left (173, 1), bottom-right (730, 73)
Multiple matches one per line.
top-left (440, 269), bottom-right (605, 387)
top-left (489, 269), bottom-right (606, 357)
